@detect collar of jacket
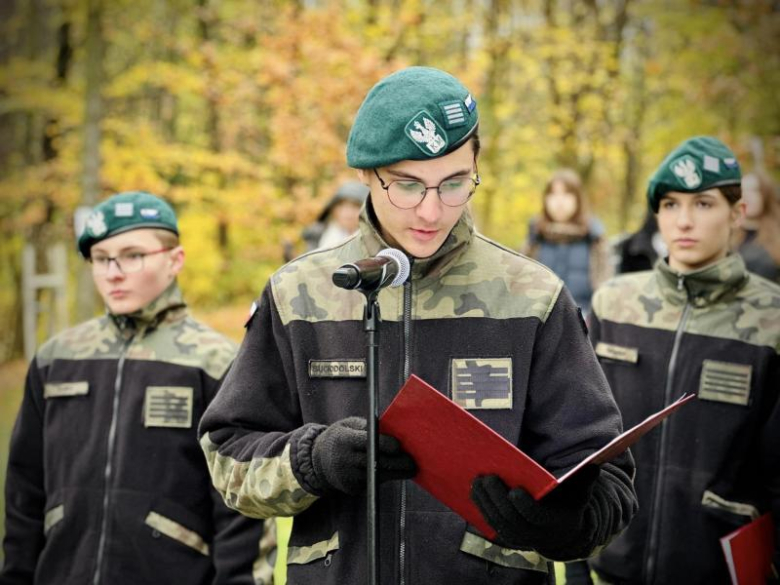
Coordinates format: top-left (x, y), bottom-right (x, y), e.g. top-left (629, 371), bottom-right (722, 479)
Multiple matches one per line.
top-left (358, 198), bottom-right (474, 284)
top-left (654, 253), bottom-right (749, 307)
top-left (109, 281), bottom-right (188, 336)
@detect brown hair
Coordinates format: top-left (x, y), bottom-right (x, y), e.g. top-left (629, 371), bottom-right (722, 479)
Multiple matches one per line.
top-left (151, 229), bottom-right (180, 249)
top-left (471, 128), bottom-right (481, 158)
top-left (719, 184), bottom-right (742, 205)
top-left (538, 168), bottom-right (590, 232)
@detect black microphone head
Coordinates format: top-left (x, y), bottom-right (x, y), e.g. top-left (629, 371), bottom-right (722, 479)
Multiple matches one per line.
top-left (377, 248), bottom-right (410, 287)
top-left (332, 265), bottom-right (361, 289)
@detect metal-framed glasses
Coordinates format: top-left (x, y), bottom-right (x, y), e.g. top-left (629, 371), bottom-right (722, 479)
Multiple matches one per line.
top-left (373, 166), bottom-right (481, 209)
top-left (89, 248), bottom-right (173, 274)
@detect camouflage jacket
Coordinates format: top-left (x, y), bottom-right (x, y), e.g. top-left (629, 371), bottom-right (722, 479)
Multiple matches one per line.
top-left (199, 205), bottom-right (637, 585)
top-left (1, 283), bottom-right (273, 585)
top-left (589, 254), bottom-right (780, 585)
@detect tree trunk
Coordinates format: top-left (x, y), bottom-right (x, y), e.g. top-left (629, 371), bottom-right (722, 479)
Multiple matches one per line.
top-left (76, 0), bottom-right (104, 321)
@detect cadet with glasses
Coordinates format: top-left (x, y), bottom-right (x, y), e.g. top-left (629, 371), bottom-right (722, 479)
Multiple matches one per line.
top-left (588, 136), bottom-right (780, 584)
top-left (90, 246), bottom-right (175, 273)
top-left (199, 66), bottom-right (637, 584)
top-left (1, 191), bottom-right (274, 585)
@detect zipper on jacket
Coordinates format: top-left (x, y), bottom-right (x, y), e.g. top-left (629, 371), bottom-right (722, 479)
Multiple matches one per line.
top-left (399, 280), bottom-right (412, 585)
top-left (644, 281), bottom-right (691, 585)
top-left (92, 333), bottom-right (134, 585)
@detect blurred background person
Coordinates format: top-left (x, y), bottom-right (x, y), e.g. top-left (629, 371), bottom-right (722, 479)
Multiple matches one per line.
top-left (523, 168), bottom-right (611, 316)
top-left (301, 181), bottom-right (369, 252)
top-left (733, 170), bottom-right (780, 283)
top-left (613, 210), bottom-right (667, 275)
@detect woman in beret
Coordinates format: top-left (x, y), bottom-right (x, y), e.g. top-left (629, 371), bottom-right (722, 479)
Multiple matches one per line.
top-left (588, 136), bottom-right (780, 584)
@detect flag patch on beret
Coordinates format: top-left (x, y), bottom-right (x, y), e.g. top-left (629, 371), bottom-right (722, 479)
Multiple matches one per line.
top-left (464, 94), bottom-right (476, 112)
top-left (140, 208), bottom-right (160, 218)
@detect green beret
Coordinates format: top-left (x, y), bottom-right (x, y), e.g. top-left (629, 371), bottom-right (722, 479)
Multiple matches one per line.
top-left (647, 136), bottom-right (741, 212)
top-left (78, 191), bottom-right (178, 258)
top-left (346, 66), bottom-right (479, 169)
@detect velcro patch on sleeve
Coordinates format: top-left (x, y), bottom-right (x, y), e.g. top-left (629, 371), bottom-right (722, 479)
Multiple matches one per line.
top-left (44, 381), bottom-right (89, 398)
top-left (595, 342), bottom-right (639, 364)
top-left (144, 386), bottom-right (194, 428)
top-left (308, 360), bottom-right (366, 379)
top-left (451, 358), bottom-right (512, 410)
top-left (698, 360), bottom-right (751, 406)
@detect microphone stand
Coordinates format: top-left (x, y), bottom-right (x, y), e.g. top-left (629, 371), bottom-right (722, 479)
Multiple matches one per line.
top-left (362, 289), bottom-right (381, 585)
top-left (332, 249), bottom-right (410, 585)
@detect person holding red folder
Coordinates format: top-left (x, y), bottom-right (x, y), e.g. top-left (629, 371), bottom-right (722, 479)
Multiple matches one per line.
top-left (586, 136), bottom-right (780, 584)
top-left (198, 66), bottom-right (638, 584)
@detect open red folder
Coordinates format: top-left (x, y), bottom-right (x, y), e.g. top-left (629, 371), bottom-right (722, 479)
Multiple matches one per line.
top-left (379, 374), bottom-right (695, 539)
top-left (720, 513), bottom-right (776, 585)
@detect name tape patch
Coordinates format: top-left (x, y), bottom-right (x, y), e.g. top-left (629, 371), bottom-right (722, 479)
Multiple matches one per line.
top-left (144, 386), bottom-right (194, 428)
top-left (595, 342), bottom-right (639, 364)
top-left (698, 360), bottom-right (751, 406)
top-left (44, 381), bottom-right (89, 398)
top-left (451, 358), bottom-right (512, 410)
top-left (309, 360), bottom-right (366, 379)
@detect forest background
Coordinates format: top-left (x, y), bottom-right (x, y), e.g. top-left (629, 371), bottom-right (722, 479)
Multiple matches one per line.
top-left (0, 0), bottom-right (779, 579)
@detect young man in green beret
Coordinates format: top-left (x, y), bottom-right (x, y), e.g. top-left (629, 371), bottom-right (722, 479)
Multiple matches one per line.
top-left (199, 66), bottom-right (637, 584)
top-left (586, 136), bottom-right (780, 583)
top-left (1, 192), bottom-right (274, 585)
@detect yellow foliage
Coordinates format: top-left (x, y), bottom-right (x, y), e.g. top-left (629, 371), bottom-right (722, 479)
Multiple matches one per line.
top-left (0, 0), bottom-right (777, 339)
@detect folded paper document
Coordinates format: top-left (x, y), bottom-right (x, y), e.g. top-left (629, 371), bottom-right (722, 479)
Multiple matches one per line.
top-left (379, 374), bottom-right (695, 539)
top-left (720, 512), bottom-right (776, 585)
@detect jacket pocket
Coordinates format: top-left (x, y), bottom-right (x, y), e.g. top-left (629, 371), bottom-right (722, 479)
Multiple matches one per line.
top-left (144, 511), bottom-right (209, 556)
top-left (594, 342), bottom-right (638, 364)
top-left (43, 504), bottom-right (64, 535)
top-left (459, 530), bottom-right (548, 572)
top-left (701, 490), bottom-right (759, 524)
top-left (287, 531), bottom-right (339, 566)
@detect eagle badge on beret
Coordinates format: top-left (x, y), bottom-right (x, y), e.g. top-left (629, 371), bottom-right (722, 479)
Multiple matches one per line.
top-left (86, 211), bottom-right (107, 236)
top-left (671, 156), bottom-right (702, 189)
top-left (405, 111), bottom-right (448, 156)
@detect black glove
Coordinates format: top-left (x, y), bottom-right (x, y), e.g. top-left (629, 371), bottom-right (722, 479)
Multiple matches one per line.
top-left (311, 417), bottom-right (417, 495)
top-left (470, 464), bottom-right (601, 560)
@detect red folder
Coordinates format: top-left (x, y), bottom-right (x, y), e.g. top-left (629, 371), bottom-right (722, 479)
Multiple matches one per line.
top-left (379, 374), bottom-right (695, 539)
top-left (720, 513), bottom-right (776, 585)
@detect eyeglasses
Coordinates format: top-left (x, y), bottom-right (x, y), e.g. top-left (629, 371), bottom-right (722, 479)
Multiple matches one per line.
top-left (89, 248), bottom-right (173, 274)
top-left (373, 167), bottom-right (481, 209)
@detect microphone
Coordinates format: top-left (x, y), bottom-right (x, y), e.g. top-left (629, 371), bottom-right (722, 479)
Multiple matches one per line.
top-left (332, 248), bottom-right (410, 292)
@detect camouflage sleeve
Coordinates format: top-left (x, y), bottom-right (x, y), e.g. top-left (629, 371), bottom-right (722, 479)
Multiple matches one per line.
top-left (0, 358), bottom-right (47, 584)
top-left (521, 286), bottom-right (638, 558)
top-left (201, 366), bottom-right (276, 585)
top-left (198, 283), bottom-right (320, 521)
